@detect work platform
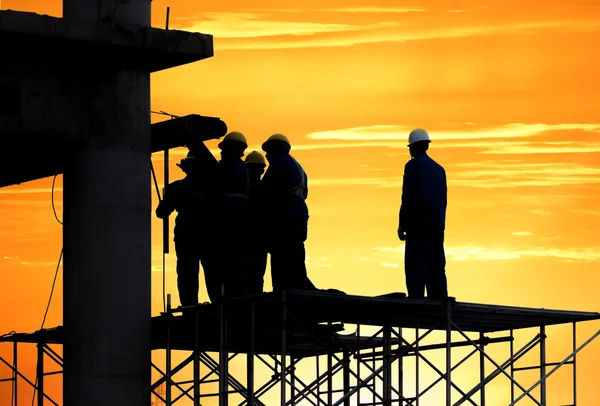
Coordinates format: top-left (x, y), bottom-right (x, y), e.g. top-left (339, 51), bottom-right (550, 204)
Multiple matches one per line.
top-left (1, 290), bottom-right (600, 405)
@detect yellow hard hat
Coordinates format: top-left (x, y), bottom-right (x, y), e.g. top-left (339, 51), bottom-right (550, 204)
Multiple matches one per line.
top-left (218, 131), bottom-right (248, 150)
top-left (262, 133), bottom-right (291, 152)
top-left (245, 150), bottom-right (266, 166)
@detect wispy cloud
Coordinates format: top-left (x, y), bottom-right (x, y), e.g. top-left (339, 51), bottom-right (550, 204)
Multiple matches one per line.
top-left (375, 245), bottom-right (600, 263)
top-left (512, 231), bottom-right (534, 237)
top-left (318, 7), bottom-right (427, 13)
top-left (185, 12), bottom-right (389, 38)
top-left (186, 15), bottom-right (600, 50)
top-left (380, 262), bottom-right (399, 268)
top-left (305, 123), bottom-right (600, 142)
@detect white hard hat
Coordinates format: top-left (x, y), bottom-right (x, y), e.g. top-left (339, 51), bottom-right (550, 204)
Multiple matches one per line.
top-left (408, 129), bottom-right (431, 146)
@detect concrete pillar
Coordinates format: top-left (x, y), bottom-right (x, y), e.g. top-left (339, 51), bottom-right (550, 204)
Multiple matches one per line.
top-left (62, 1), bottom-right (151, 405)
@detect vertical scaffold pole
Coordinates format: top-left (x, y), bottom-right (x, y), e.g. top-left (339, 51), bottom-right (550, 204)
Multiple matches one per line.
top-left (540, 325), bottom-right (546, 405)
top-left (383, 325), bottom-right (392, 405)
top-left (480, 332), bottom-right (485, 406)
top-left (281, 290), bottom-right (287, 406)
top-left (166, 294), bottom-right (172, 406)
top-left (37, 342), bottom-right (44, 406)
top-left (446, 299), bottom-right (452, 406)
top-left (573, 322), bottom-right (577, 406)
top-left (194, 305), bottom-right (200, 405)
top-left (248, 298), bottom-right (255, 406)
top-left (219, 284), bottom-right (228, 406)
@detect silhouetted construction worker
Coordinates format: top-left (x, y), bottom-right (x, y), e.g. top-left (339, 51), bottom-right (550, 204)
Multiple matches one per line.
top-left (216, 131), bottom-right (250, 298)
top-left (398, 129), bottom-right (448, 300)
top-left (261, 133), bottom-right (317, 293)
top-left (155, 151), bottom-right (220, 305)
top-left (245, 151), bottom-right (268, 295)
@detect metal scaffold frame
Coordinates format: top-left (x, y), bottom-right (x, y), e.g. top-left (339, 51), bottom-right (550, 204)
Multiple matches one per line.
top-left (2, 290), bottom-right (600, 405)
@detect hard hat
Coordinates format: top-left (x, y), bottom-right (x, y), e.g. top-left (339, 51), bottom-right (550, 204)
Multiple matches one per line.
top-left (218, 131), bottom-right (248, 150)
top-left (262, 133), bottom-right (291, 152)
top-left (245, 151), bottom-right (266, 166)
top-left (407, 129), bottom-right (431, 146)
top-left (177, 150), bottom-right (196, 171)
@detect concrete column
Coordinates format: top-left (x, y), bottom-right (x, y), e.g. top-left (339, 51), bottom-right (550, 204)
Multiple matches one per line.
top-left (62, 1), bottom-right (151, 405)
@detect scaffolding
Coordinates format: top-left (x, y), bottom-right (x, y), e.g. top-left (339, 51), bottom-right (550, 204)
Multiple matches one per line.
top-left (2, 289), bottom-right (600, 405)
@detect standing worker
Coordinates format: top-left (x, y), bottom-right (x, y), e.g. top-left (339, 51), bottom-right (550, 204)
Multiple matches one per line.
top-left (216, 131), bottom-right (250, 299)
top-left (398, 129), bottom-right (448, 300)
top-left (155, 151), bottom-right (220, 305)
top-left (261, 133), bottom-right (317, 293)
top-left (245, 151), bottom-right (269, 295)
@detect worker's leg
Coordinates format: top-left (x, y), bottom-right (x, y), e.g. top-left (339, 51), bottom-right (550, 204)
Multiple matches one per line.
top-left (248, 239), bottom-right (268, 295)
top-left (174, 237), bottom-right (200, 307)
top-left (404, 232), bottom-right (428, 299)
top-left (220, 208), bottom-right (250, 298)
top-left (200, 243), bottom-right (222, 304)
top-left (426, 229), bottom-right (448, 300)
top-left (290, 221), bottom-right (316, 290)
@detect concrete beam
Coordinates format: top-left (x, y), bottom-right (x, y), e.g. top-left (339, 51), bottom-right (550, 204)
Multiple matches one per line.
top-left (0, 114), bottom-right (226, 188)
top-left (0, 10), bottom-right (213, 73)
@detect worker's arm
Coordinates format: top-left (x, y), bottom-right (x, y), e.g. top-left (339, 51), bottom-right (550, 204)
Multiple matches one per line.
top-left (398, 161), bottom-right (417, 236)
top-left (155, 182), bottom-right (177, 219)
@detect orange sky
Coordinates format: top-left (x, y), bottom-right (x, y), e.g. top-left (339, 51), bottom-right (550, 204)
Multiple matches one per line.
top-left (1, 0), bottom-right (600, 404)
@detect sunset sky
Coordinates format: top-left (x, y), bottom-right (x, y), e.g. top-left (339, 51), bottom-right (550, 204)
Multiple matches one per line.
top-left (1, 0), bottom-right (600, 404)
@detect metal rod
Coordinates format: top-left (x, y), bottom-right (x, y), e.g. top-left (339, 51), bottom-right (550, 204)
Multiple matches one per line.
top-left (37, 343), bottom-right (44, 406)
top-left (398, 328), bottom-right (403, 404)
top-left (357, 325), bottom-right (361, 406)
top-left (540, 325), bottom-right (546, 405)
top-left (383, 326), bottom-right (392, 405)
top-left (248, 298), bottom-right (255, 406)
top-left (416, 323), bottom-right (419, 406)
top-left (328, 322), bottom-right (333, 406)
top-left (219, 285), bottom-right (228, 406)
top-left (573, 322), bottom-right (577, 406)
top-left (331, 323), bottom-right (439, 406)
top-left (343, 350), bottom-right (350, 406)
top-left (13, 342), bottom-right (17, 406)
top-left (453, 326), bottom-right (543, 406)
top-left (404, 348), bottom-right (479, 406)
top-left (0, 357), bottom-right (58, 406)
top-left (166, 294), bottom-right (172, 406)
top-left (510, 329), bottom-right (514, 403)
top-left (281, 290), bottom-right (287, 406)
top-left (194, 306), bottom-right (200, 405)
top-left (479, 332), bottom-right (485, 406)
top-left (446, 301), bottom-right (452, 406)
top-left (510, 329), bottom-right (600, 405)
top-left (165, 6), bottom-right (170, 30)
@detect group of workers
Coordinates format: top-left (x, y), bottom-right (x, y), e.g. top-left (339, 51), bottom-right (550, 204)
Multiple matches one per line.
top-left (156, 127), bottom-right (449, 307)
top-left (155, 132), bottom-right (317, 306)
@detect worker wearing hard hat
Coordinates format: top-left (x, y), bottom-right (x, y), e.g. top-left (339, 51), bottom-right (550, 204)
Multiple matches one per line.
top-left (244, 151), bottom-right (268, 294)
top-left (261, 133), bottom-right (317, 293)
top-left (155, 151), bottom-right (220, 306)
top-left (215, 131), bottom-right (251, 299)
top-left (398, 129), bottom-right (448, 300)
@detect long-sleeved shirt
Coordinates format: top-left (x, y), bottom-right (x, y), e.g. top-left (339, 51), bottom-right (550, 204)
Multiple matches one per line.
top-left (399, 152), bottom-right (447, 231)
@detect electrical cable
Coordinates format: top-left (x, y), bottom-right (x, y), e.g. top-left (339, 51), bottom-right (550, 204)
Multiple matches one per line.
top-left (30, 174), bottom-right (63, 406)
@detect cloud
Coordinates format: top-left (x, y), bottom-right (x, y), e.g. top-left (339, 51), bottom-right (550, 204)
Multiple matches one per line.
top-left (184, 12), bottom-right (386, 38)
top-left (318, 7), bottom-right (427, 13)
top-left (193, 16), bottom-right (600, 50)
top-left (512, 231), bottom-right (534, 236)
top-left (381, 262), bottom-right (399, 268)
top-left (375, 245), bottom-right (600, 263)
top-left (305, 123), bottom-right (600, 142)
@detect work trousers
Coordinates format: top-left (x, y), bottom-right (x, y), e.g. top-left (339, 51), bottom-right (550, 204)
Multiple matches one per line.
top-left (404, 227), bottom-right (448, 300)
top-left (268, 220), bottom-right (316, 293)
top-left (247, 227), bottom-right (268, 295)
top-left (174, 235), bottom-right (220, 305)
top-left (216, 201), bottom-right (250, 299)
